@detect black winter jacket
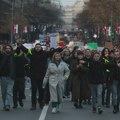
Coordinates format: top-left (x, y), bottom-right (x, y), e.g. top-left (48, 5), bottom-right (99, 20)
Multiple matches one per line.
top-left (20, 45), bottom-right (49, 80)
top-left (0, 52), bottom-right (16, 79)
top-left (89, 60), bottom-right (104, 84)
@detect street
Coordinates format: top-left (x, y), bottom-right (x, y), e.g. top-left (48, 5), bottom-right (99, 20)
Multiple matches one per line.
top-left (1, 0), bottom-right (120, 120)
top-left (0, 82), bottom-right (120, 120)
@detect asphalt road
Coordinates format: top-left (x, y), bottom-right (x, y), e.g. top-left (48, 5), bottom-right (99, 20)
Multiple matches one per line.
top-left (0, 82), bottom-right (120, 120)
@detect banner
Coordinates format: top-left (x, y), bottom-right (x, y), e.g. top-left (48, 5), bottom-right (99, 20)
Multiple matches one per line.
top-left (14, 24), bottom-right (18, 33)
top-left (87, 42), bottom-right (98, 50)
top-left (50, 36), bottom-right (57, 48)
top-left (105, 42), bottom-right (113, 50)
top-left (49, 33), bottom-right (59, 48)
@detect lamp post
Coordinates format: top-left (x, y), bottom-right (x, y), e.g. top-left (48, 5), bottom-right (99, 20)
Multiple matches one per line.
top-left (10, 0), bottom-right (15, 44)
top-left (110, 0), bottom-right (117, 42)
top-left (110, 0), bottom-right (113, 42)
top-left (21, 0), bottom-right (24, 16)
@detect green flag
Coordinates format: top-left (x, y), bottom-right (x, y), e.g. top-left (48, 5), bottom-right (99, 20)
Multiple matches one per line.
top-left (87, 42), bottom-right (98, 50)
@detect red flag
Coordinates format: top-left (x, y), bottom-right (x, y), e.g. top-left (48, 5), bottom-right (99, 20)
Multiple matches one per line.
top-left (46, 36), bottom-right (50, 44)
top-left (116, 22), bottom-right (119, 35)
top-left (14, 24), bottom-right (18, 33)
top-left (58, 41), bottom-right (64, 47)
top-left (105, 26), bottom-right (108, 38)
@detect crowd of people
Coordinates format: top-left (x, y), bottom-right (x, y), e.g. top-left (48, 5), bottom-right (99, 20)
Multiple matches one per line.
top-left (0, 40), bottom-right (120, 115)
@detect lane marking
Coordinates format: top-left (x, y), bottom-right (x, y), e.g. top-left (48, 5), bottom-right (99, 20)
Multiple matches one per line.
top-left (39, 105), bottom-right (49, 120)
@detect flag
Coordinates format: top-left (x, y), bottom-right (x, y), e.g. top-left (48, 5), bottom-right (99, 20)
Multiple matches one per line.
top-left (116, 22), bottom-right (119, 35)
top-left (105, 26), bottom-right (108, 38)
top-left (108, 26), bottom-right (111, 36)
top-left (42, 25), bottom-right (46, 32)
top-left (56, 35), bottom-right (60, 44)
top-left (23, 26), bottom-right (28, 33)
top-left (14, 24), bottom-right (18, 33)
top-left (58, 41), bottom-right (65, 47)
top-left (118, 26), bottom-right (120, 35)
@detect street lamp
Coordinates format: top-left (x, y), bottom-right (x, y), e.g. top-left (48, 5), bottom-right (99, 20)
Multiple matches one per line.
top-left (21, 0), bottom-right (24, 16)
top-left (110, 0), bottom-right (116, 42)
top-left (110, 0), bottom-right (113, 42)
top-left (10, 0), bottom-right (15, 44)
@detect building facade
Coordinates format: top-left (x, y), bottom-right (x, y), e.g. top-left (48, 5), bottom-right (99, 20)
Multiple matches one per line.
top-left (62, 0), bottom-right (89, 31)
top-left (62, 5), bottom-right (73, 31)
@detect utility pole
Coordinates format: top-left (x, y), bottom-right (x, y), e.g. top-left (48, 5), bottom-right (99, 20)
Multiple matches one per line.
top-left (10, 0), bottom-right (15, 44)
top-left (20, 0), bottom-right (24, 39)
top-left (110, 0), bottom-right (113, 42)
top-left (21, 0), bottom-right (24, 16)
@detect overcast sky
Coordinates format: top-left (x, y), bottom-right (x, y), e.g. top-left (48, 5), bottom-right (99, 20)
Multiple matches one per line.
top-left (60, 0), bottom-right (78, 6)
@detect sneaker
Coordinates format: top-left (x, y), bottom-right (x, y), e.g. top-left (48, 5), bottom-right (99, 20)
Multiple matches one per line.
top-left (5, 106), bottom-right (10, 111)
top-left (113, 106), bottom-right (118, 114)
top-left (63, 95), bottom-right (67, 98)
top-left (98, 108), bottom-right (103, 114)
top-left (5, 108), bottom-right (10, 111)
top-left (113, 109), bottom-right (118, 114)
top-left (52, 107), bottom-right (57, 113)
top-left (74, 103), bottom-right (79, 108)
top-left (39, 101), bottom-right (45, 109)
top-left (19, 100), bottom-right (24, 107)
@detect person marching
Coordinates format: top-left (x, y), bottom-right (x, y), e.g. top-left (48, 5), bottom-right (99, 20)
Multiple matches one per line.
top-left (62, 48), bottom-right (71, 98)
top-left (89, 52), bottom-right (104, 114)
top-left (109, 50), bottom-right (120, 113)
top-left (101, 48), bottom-right (113, 107)
top-left (17, 41), bottom-right (49, 110)
top-left (71, 50), bottom-right (90, 109)
top-left (13, 46), bottom-right (28, 108)
top-left (0, 45), bottom-right (15, 111)
top-left (42, 52), bottom-right (70, 113)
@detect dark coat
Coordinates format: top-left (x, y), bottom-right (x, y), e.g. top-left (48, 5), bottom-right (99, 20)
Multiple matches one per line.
top-left (20, 45), bottom-right (49, 80)
top-left (101, 56), bottom-right (114, 73)
top-left (14, 47), bottom-right (30, 78)
top-left (109, 60), bottom-right (120, 83)
top-left (0, 52), bottom-right (16, 79)
top-left (14, 56), bottom-right (28, 78)
top-left (100, 56), bottom-right (114, 84)
top-left (70, 58), bottom-right (91, 100)
top-left (83, 57), bottom-right (92, 68)
top-left (89, 60), bottom-right (105, 84)
top-left (30, 50), bottom-right (48, 79)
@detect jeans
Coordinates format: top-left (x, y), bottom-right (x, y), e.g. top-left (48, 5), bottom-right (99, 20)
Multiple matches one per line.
top-left (64, 79), bottom-right (70, 96)
top-left (0, 77), bottom-right (14, 108)
top-left (111, 80), bottom-right (119, 106)
top-left (117, 83), bottom-right (120, 106)
top-left (90, 84), bottom-right (103, 108)
top-left (102, 82), bottom-right (111, 106)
